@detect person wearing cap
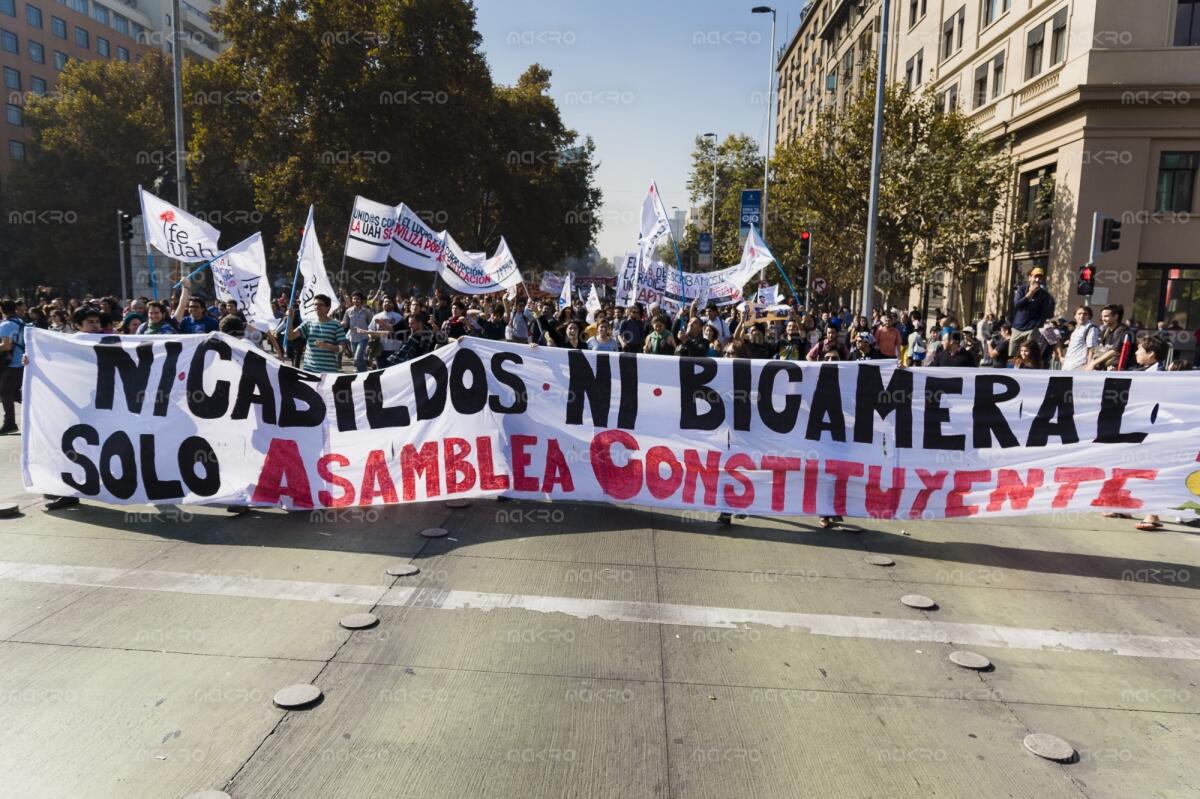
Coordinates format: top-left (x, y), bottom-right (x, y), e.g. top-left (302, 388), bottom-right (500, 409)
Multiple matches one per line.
top-left (1010, 267), bottom-right (1055, 354)
top-left (960, 326), bottom-right (983, 364)
top-left (849, 331), bottom-right (883, 360)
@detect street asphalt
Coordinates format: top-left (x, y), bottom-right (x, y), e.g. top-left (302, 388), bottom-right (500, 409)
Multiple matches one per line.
top-left (0, 431), bottom-right (1197, 798)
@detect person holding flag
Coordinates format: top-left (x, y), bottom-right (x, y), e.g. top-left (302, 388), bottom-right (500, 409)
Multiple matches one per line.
top-left (286, 293), bottom-right (349, 374)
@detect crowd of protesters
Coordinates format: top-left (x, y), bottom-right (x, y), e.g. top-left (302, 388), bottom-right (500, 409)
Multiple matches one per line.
top-left (2, 273), bottom-right (1195, 525)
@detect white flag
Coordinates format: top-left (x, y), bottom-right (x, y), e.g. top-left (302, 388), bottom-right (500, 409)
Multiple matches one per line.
top-left (539, 271), bottom-right (565, 294)
top-left (345, 195), bottom-right (398, 263)
top-left (210, 233), bottom-right (275, 332)
top-left (558, 271), bottom-right (574, 310)
top-left (390, 203), bottom-right (445, 271)
top-left (297, 206), bottom-right (340, 322)
top-left (585, 284), bottom-right (602, 314)
top-left (138, 186), bottom-right (221, 262)
top-left (614, 251), bottom-right (642, 308)
top-left (637, 182), bottom-right (671, 270)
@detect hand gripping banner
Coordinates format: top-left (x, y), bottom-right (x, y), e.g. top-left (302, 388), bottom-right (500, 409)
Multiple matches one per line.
top-left (21, 329), bottom-right (1200, 519)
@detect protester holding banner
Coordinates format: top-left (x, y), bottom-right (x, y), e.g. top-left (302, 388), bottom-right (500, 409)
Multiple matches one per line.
top-left (616, 305), bottom-right (646, 354)
top-left (642, 315), bottom-right (676, 355)
top-left (173, 284), bottom-right (220, 334)
top-left (587, 319), bottom-right (619, 352)
top-left (0, 299), bottom-right (25, 435)
top-left (561, 320), bottom-right (586, 350)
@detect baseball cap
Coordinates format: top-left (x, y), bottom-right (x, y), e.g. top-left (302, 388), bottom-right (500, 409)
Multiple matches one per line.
top-left (1030, 267), bottom-right (1046, 277)
top-left (856, 331), bottom-right (875, 344)
top-left (963, 326), bottom-right (976, 334)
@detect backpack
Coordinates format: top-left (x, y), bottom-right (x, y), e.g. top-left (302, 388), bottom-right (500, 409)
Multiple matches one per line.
top-left (0, 318), bottom-right (25, 368)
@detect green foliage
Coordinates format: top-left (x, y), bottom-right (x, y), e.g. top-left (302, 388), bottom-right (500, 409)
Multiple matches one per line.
top-left (5, 0), bottom-right (601, 291)
top-left (768, 75), bottom-right (1014, 306)
top-left (680, 133), bottom-right (764, 268)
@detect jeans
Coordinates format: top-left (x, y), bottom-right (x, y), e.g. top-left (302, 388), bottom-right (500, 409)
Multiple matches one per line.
top-left (353, 339), bottom-right (370, 372)
top-left (0, 366), bottom-right (22, 429)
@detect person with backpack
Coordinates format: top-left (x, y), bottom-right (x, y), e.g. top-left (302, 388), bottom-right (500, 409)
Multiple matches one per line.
top-left (1062, 306), bottom-right (1101, 370)
top-left (0, 299), bottom-right (26, 435)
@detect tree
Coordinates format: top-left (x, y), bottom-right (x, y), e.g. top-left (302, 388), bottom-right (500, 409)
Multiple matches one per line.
top-left (2, 54), bottom-right (178, 289)
top-left (680, 134), bottom-right (764, 268)
top-left (770, 73), bottom-right (1013, 310)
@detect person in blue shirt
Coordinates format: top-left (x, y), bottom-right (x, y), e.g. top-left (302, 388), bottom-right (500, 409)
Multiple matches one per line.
top-left (1010, 267), bottom-right (1055, 354)
top-left (173, 282), bottom-right (219, 334)
top-left (0, 299), bottom-right (26, 434)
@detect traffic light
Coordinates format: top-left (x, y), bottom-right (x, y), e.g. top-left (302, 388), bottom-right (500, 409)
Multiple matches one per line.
top-left (1100, 217), bottom-right (1122, 252)
top-left (799, 229), bottom-right (812, 259)
top-left (1077, 263), bottom-right (1095, 296)
top-left (119, 211), bottom-right (133, 241)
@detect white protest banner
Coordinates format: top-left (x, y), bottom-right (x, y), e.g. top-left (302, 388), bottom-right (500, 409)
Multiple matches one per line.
top-left (210, 233), bottom-right (274, 332)
top-left (345, 196), bottom-right (398, 263)
top-left (297, 206), bottom-right (340, 322)
top-left (389, 203), bottom-right (445, 271)
top-left (615, 252), bottom-right (642, 307)
top-left (138, 186), bottom-right (221, 262)
top-left (539, 271), bottom-right (565, 294)
top-left (437, 233), bottom-right (523, 295)
top-left (756, 284), bottom-right (780, 305)
top-left (22, 330), bottom-right (1200, 519)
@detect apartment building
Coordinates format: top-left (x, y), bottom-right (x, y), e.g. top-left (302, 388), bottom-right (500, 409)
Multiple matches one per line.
top-left (776, 0), bottom-right (1200, 340)
top-left (1, 0), bottom-right (155, 176)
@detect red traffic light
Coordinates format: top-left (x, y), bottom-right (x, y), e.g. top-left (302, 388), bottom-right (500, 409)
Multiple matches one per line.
top-left (1080, 266), bottom-right (1093, 280)
top-left (800, 230), bottom-right (811, 240)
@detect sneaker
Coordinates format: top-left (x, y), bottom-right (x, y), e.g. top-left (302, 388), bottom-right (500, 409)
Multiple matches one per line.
top-left (0, 424), bottom-right (17, 435)
top-left (44, 496), bottom-right (80, 511)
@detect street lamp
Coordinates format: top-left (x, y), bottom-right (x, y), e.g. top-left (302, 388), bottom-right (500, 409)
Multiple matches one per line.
top-left (703, 132), bottom-right (718, 235)
top-left (751, 5), bottom-right (776, 247)
top-left (861, 0), bottom-right (892, 317)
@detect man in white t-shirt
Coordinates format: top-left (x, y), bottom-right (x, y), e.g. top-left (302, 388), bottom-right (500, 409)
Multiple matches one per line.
top-left (1062, 306), bottom-right (1100, 370)
top-left (370, 298), bottom-right (405, 358)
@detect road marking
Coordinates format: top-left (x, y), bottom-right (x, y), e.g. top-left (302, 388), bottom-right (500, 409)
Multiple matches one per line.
top-left (2, 560), bottom-right (1198, 661)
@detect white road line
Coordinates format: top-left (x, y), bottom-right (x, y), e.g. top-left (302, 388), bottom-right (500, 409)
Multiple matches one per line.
top-left (2, 560), bottom-right (1199, 661)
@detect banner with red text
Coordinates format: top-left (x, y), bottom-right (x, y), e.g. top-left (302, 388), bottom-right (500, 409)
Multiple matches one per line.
top-left (21, 329), bottom-right (1200, 519)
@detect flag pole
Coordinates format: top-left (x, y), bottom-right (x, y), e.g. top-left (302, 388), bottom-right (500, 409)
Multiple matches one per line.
top-left (282, 211), bottom-right (312, 356)
top-left (172, 250), bottom-right (226, 289)
top-left (147, 249), bottom-right (159, 300)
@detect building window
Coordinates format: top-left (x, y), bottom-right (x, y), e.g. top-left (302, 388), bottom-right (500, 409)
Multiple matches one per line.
top-left (5, 102), bottom-right (20, 125)
top-left (940, 83), bottom-right (959, 112)
top-left (1157, 152), bottom-right (1198, 212)
top-left (28, 38), bottom-right (42, 62)
top-left (8, 138), bottom-right (24, 160)
top-left (115, 44), bottom-right (127, 61)
top-left (2, 65), bottom-right (17, 90)
top-left (96, 33), bottom-right (106, 56)
top-left (50, 13), bottom-right (63, 37)
top-left (25, 2), bottom-right (40, 26)
top-left (73, 24), bottom-right (85, 47)
top-left (942, 16), bottom-right (955, 60)
top-left (1016, 166), bottom-right (1055, 253)
top-left (29, 74), bottom-right (45, 94)
top-left (1175, 0), bottom-right (1200, 46)
top-left (89, 1), bottom-right (104, 24)
top-left (52, 49), bottom-right (65, 69)
top-left (973, 62), bottom-right (988, 108)
top-left (1050, 8), bottom-right (1068, 64)
top-left (1, 27), bottom-right (17, 53)
top-left (1026, 24), bottom-right (1045, 79)
top-left (0, 0), bottom-right (13, 16)
top-left (908, 0), bottom-right (926, 28)
top-left (66, 0), bottom-right (84, 13)
top-left (113, 11), bottom-right (127, 34)
top-left (983, 0), bottom-right (1011, 28)
top-left (991, 51), bottom-right (1005, 98)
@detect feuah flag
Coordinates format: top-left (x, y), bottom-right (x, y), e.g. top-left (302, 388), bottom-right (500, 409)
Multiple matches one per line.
top-left (344, 195), bottom-right (397, 264)
top-left (137, 186), bottom-right (221, 262)
top-left (296, 205), bottom-right (340, 322)
top-left (210, 232), bottom-right (275, 332)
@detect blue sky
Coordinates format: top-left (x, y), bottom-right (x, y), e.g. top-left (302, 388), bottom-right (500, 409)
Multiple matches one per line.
top-left (474, 0), bottom-right (804, 263)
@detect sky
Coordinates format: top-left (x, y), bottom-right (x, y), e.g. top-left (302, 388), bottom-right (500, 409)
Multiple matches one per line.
top-left (474, 0), bottom-right (804, 264)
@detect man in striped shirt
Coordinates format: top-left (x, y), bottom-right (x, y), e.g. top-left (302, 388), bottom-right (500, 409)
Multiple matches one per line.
top-left (287, 294), bottom-right (349, 373)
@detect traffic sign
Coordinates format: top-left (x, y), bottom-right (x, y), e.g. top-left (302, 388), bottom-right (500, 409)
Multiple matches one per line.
top-left (811, 276), bottom-right (828, 296)
top-left (698, 232), bottom-right (712, 268)
top-left (739, 189), bottom-right (762, 244)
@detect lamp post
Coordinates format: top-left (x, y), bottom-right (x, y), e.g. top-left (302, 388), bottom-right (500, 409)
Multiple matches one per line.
top-left (704, 132), bottom-right (718, 235)
top-left (861, 0), bottom-right (892, 318)
top-left (751, 5), bottom-right (776, 245)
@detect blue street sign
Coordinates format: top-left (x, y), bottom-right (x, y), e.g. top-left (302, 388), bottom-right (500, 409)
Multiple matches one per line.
top-left (698, 232), bottom-right (713, 268)
top-left (739, 189), bottom-right (762, 243)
